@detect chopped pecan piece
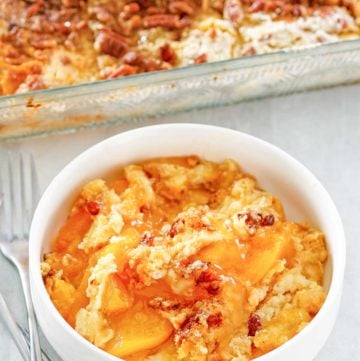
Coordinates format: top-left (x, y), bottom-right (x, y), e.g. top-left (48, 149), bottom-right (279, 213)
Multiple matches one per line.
top-left (123, 51), bottom-right (143, 65)
top-left (177, 314), bottom-right (200, 345)
top-left (75, 20), bottom-right (88, 30)
top-left (249, 0), bottom-right (265, 12)
top-left (95, 7), bottom-right (115, 23)
top-left (195, 53), bottom-right (207, 64)
top-left (196, 270), bottom-right (219, 283)
top-left (120, 2), bottom-right (141, 20)
top-left (60, 55), bottom-right (71, 65)
top-left (64, 31), bottom-right (80, 50)
top-left (29, 16), bottom-right (56, 33)
top-left (27, 2), bottom-right (42, 17)
top-left (248, 314), bottom-right (262, 336)
top-left (244, 46), bottom-right (256, 56)
top-left (129, 14), bottom-right (143, 30)
top-left (291, 4), bottom-right (306, 17)
top-left (261, 0), bottom-right (305, 16)
top-left (126, 2), bottom-right (141, 13)
top-left (148, 297), bottom-right (182, 311)
top-left (95, 30), bottom-right (128, 58)
top-left (168, 1), bottom-right (195, 15)
top-left (146, 6), bottom-right (167, 14)
top-left (245, 212), bottom-right (258, 227)
top-left (207, 312), bottom-right (223, 327)
top-left (139, 204), bottom-right (150, 213)
top-left (54, 22), bottom-right (73, 35)
top-left (177, 16), bottom-right (192, 28)
top-left (31, 37), bottom-right (57, 49)
top-left (238, 211), bottom-right (275, 232)
top-left (107, 64), bottom-right (137, 78)
top-left (196, 269), bottom-right (221, 295)
top-left (140, 231), bottom-right (155, 246)
top-left (143, 14), bottom-right (182, 28)
top-left (26, 74), bottom-right (45, 91)
top-left (223, 0), bottom-right (244, 26)
top-left (264, 0), bottom-right (280, 12)
top-left (261, 214), bottom-right (275, 226)
top-left (86, 201), bottom-right (100, 216)
top-left (179, 258), bottom-right (192, 267)
top-left (169, 218), bottom-right (185, 238)
top-left (210, 28), bottom-right (217, 39)
top-left (160, 43), bottom-right (177, 63)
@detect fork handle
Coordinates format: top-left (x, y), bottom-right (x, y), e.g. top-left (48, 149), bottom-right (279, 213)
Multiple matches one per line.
top-left (18, 268), bottom-right (43, 361)
top-left (0, 293), bottom-right (30, 361)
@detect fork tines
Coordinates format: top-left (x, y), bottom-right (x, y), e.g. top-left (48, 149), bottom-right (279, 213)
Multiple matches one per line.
top-left (0, 153), bottom-right (40, 242)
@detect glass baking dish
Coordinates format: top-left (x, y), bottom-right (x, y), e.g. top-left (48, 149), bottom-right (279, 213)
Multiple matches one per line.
top-left (1, 38), bottom-right (360, 141)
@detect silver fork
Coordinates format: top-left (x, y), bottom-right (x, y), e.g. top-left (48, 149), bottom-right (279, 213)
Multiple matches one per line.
top-left (0, 153), bottom-right (42, 361)
top-left (0, 291), bottom-right (52, 361)
top-left (0, 291), bottom-right (30, 361)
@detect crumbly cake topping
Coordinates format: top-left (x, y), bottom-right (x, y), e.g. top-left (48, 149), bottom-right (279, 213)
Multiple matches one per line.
top-left (74, 253), bottom-right (117, 347)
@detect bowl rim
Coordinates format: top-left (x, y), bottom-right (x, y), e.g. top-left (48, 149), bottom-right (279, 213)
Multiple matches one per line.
top-left (29, 123), bottom-right (346, 361)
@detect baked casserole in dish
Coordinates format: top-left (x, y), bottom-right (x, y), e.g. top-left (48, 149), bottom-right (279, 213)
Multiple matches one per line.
top-left (1, 0), bottom-right (359, 95)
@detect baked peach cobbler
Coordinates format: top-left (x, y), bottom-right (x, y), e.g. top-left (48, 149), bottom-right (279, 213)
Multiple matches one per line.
top-left (41, 156), bottom-right (328, 361)
top-left (1, 0), bottom-right (360, 95)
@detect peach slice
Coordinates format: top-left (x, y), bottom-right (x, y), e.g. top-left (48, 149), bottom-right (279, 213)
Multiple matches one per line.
top-left (106, 303), bottom-right (173, 357)
top-left (54, 208), bottom-right (93, 253)
top-left (65, 266), bottom-right (91, 327)
top-left (101, 274), bottom-right (133, 316)
top-left (47, 278), bottom-right (76, 317)
top-left (96, 227), bottom-right (139, 266)
top-left (240, 232), bottom-right (287, 284)
top-left (198, 225), bottom-right (293, 284)
top-left (110, 178), bottom-right (129, 196)
top-left (66, 231), bottom-right (138, 325)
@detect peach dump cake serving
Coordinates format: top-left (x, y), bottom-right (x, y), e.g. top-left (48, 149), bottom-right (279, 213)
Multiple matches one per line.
top-left (1, 0), bottom-right (360, 95)
top-left (41, 156), bottom-right (328, 361)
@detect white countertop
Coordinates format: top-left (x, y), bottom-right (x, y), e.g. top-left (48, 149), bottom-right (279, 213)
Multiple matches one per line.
top-left (1, 84), bottom-right (359, 361)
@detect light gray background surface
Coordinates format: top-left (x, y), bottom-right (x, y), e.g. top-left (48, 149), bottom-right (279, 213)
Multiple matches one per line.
top-left (0, 84), bottom-right (359, 360)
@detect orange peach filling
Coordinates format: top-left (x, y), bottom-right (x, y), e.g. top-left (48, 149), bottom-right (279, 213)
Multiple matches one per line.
top-left (41, 156), bottom-right (327, 361)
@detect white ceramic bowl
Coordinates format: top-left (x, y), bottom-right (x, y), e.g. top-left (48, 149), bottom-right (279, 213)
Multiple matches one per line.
top-left (29, 123), bottom-right (345, 361)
